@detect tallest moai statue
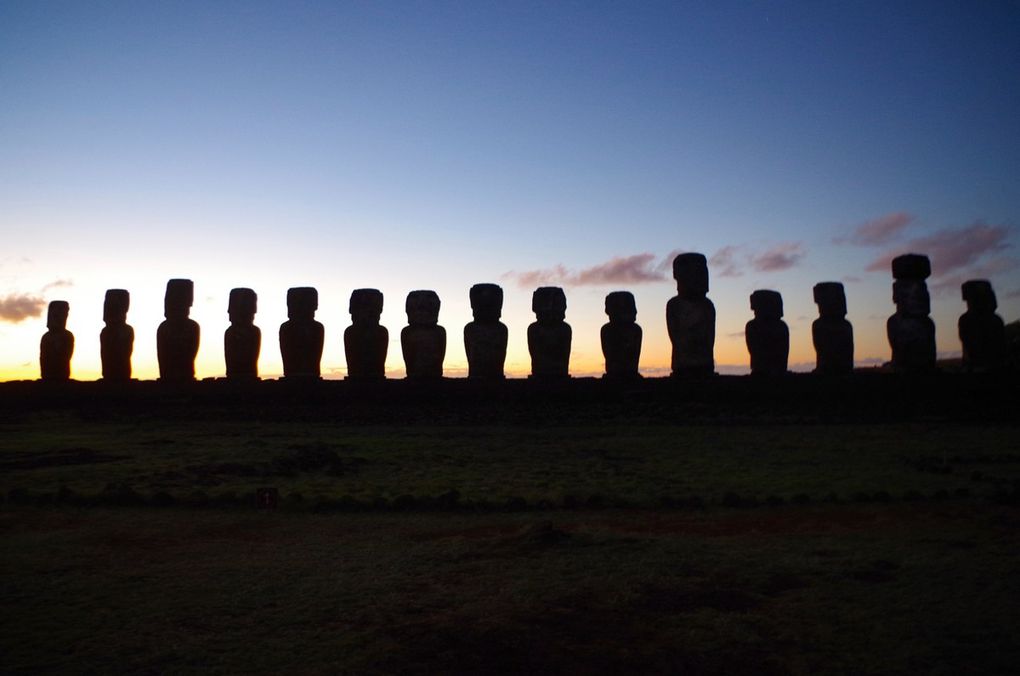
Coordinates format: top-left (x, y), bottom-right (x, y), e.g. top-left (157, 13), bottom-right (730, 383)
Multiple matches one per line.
top-left (666, 253), bottom-right (715, 377)
top-left (157, 279), bottom-right (200, 382)
top-left (887, 254), bottom-right (936, 372)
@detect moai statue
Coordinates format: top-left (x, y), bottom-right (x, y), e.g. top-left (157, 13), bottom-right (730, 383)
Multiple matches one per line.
top-left (601, 291), bottom-right (642, 379)
top-left (401, 290), bottom-right (446, 379)
top-left (279, 287), bottom-right (323, 379)
top-left (812, 282), bottom-right (854, 375)
top-left (100, 289), bottom-right (133, 381)
top-left (959, 280), bottom-right (1006, 372)
top-left (225, 288), bottom-right (261, 380)
top-left (746, 290), bottom-right (789, 376)
top-left (666, 253), bottom-right (716, 377)
top-left (528, 286), bottom-right (571, 378)
top-left (887, 254), bottom-right (936, 372)
top-left (40, 301), bottom-right (73, 381)
top-left (157, 279), bottom-right (200, 382)
top-left (464, 283), bottom-right (508, 379)
top-left (345, 288), bottom-right (388, 380)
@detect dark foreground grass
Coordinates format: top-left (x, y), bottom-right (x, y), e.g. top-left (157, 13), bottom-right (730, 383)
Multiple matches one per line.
top-left (3, 412), bottom-right (1019, 507)
top-left (2, 400), bottom-right (1019, 674)
top-left (3, 504), bottom-right (1019, 674)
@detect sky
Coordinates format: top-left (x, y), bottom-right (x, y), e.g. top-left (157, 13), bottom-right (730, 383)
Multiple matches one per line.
top-left (1, 0), bottom-right (1018, 380)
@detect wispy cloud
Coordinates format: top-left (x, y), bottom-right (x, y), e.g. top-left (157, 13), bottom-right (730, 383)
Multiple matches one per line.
top-left (505, 242), bottom-right (807, 289)
top-left (866, 222), bottom-right (1015, 280)
top-left (0, 293), bottom-right (46, 323)
top-left (709, 246), bottom-right (743, 277)
top-left (42, 279), bottom-right (73, 291)
top-left (751, 242), bottom-right (805, 272)
top-left (504, 253), bottom-right (671, 288)
top-left (835, 212), bottom-right (914, 246)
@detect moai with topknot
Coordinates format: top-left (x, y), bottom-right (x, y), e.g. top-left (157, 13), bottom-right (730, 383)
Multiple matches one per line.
top-left (666, 253), bottom-right (716, 377)
top-left (887, 254), bottom-right (936, 372)
top-left (601, 291), bottom-right (642, 379)
top-left (812, 282), bottom-right (854, 375)
top-left (100, 289), bottom-right (133, 381)
top-left (157, 279), bottom-right (200, 382)
top-left (746, 290), bottom-right (789, 376)
top-left (401, 290), bottom-right (446, 379)
top-left (40, 301), bottom-right (74, 381)
top-left (225, 288), bottom-right (261, 380)
top-left (279, 287), bottom-right (323, 379)
top-left (528, 286), bottom-right (571, 378)
top-left (345, 288), bottom-right (388, 380)
top-left (464, 283), bottom-right (508, 379)
top-left (959, 280), bottom-right (1006, 372)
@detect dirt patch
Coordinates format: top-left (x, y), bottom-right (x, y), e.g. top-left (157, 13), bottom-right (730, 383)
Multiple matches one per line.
top-left (637, 584), bottom-right (762, 613)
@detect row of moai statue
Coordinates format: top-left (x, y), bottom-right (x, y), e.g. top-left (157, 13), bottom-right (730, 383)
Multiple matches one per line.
top-left (39, 253), bottom-right (1010, 381)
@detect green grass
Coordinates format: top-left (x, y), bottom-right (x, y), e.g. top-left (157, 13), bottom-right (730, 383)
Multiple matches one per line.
top-left (2, 412), bottom-right (1018, 506)
top-left (2, 410), bottom-right (1019, 673)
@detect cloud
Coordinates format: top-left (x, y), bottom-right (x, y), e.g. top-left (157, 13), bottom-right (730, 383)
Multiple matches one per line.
top-left (751, 242), bottom-right (805, 272)
top-left (42, 279), bottom-right (73, 291)
top-left (709, 246), bottom-right (743, 277)
top-left (1005, 288), bottom-right (1020, 299)
top-left (836, 212), bottom-right (914, 246)
top-left (866, 222), bottom-right (1015, 278)
top-left (842, 275), bottom-right (862, 283)
top-left (504, 253), bottom-right (670, 288)
top-left (929, 255), bottom-right (1019, 294)
top-left (505, 242), bottom-right (807, 289)
top-left (0, 293), bottom-right (46, 322)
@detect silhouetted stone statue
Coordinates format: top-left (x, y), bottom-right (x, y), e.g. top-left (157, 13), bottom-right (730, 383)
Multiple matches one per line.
top-left (601, 291), bottom-right (642, 379)
top-left (959, 280), bottom-right (1006, 372)
top-left (812, 282), bottom-right (853, 375)
top-left (225, 288), bottom-right (260, 380)
top-left (157, 279), bottom-right (200, 382)
top-left (666, 253), bottom-right (715, 377)
top-left (746, 290), bottom-right (789, 376)
top-left (100, 289), bottom-right (133, 381)
top-left (887, 254), bottom-right (936, 372)
top-left (401, 290), bottom-right (446, 379)
top-left (464, 283), bottom-right (508, 379)
top-left (40, 300), bottom-right (73, 381)
top-left (279, 287), bottom-right (323, 379)
top-left (345, 288), bottom-right (388, 380)
top-left (528, 286), bottom-right (571, 378)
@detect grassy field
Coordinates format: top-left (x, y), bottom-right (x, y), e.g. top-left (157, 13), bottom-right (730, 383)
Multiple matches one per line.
top-left (2, 381), bottom-right (1019, 674)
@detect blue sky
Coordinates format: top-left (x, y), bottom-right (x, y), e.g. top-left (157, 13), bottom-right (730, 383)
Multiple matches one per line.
top-left (1, 0), bottom-right (1018, 378)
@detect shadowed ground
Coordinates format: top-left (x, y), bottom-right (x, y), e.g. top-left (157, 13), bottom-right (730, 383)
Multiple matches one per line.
top-left (1, 376), bottom-right (1018, 673)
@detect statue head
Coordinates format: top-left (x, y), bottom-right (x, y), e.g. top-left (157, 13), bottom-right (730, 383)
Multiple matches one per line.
top-left (891, 253), bottom-right (931, 281)
top-left (228, 288), bottom-right (257, 325)
top-left (750, 289), bottom-right (783, 320)
top-left (962, 279), bottom-right (997, 313)
top-left (672, 252), bottom-right (709, 298)
top-left (605, 291), bottom-right (637, 324)
top-left (532, 286), bottom-right (567, 323)
top-left (164, 279), bottom-right (193, 320)
top-left (103, 289), bottom-right (130, 325)
top-left (893, 279), bottom-right (930, 316)
top-left (469, 283), bottom-right (503, 322)
top-left (286, 287), bottom-right (317, 321)
top-left (405, 290), bottom-right (440, 326)
top-left (350, 288), bottom-right (384, 325)
top-left (47, 300), bottom-right (69, 330)
top-left (813, 282), bottom-right (847, 318)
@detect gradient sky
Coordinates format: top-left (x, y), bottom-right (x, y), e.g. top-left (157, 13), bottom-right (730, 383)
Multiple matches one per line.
top-left (2, 0), bottom-right (1018, 380)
